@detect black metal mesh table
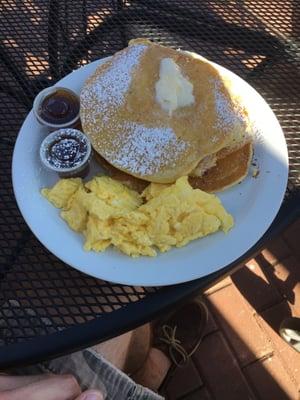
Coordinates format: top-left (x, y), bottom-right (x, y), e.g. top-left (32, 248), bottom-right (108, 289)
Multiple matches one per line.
top-left (1, 0), bottom-right (300, 369)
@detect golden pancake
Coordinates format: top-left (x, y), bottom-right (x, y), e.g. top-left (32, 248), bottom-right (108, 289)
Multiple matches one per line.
top-left (94, 142), bottom-right (253, 194)
top-left (190, 135), bottom-right (252, 177)
top-left (189, 143), bottom-right (253, 192)
top-left (94, 151), bottom-right (149, 193)
top-left (80, 39), bottom-right (250, 183)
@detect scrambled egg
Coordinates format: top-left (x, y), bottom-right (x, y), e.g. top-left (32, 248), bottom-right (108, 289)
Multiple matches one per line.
top-left (42, 176), bottom-right (234, 257)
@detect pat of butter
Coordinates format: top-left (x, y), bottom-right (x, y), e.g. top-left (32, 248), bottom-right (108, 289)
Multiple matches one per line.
top-left (155, 58), bottom-right (194, 116)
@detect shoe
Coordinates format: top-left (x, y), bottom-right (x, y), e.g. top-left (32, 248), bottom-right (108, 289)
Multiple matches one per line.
top-left (280, 317), bottom-right (300, 352)
top-left (153, 298), bottom-right (208, 394)
top-left (153, 298), bottom-right (208, 368)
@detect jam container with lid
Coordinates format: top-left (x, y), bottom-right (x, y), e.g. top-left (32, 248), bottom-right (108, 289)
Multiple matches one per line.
top-left (40, 128), bottom-right (92, 178)
top-left (33, 86), bottom-right (80, 130)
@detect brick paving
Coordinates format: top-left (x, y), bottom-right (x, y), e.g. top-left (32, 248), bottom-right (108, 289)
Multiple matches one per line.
top-left (161, 218), bottom-right (300, 400)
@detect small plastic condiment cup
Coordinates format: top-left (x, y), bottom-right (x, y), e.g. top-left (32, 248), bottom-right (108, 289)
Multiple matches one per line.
top-left (40, 128), bottom-right (92, 178)
top-left (33, 86), bottom-right (81, 130)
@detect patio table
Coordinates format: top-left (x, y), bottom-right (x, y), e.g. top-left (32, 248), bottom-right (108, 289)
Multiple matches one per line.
top-left (0, 0), bottom-right (299, 369)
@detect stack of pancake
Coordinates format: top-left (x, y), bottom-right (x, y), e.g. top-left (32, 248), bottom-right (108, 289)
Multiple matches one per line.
top-left (80, 39), bottom-right (253, 193)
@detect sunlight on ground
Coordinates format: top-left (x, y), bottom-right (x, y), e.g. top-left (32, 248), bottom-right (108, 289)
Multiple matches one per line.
top-left (25, 53), bottom-right (49, 76)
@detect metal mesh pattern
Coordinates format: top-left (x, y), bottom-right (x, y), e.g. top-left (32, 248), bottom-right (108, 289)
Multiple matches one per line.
top-left (0, 0), bottom-right (299, 349)
top-left (1, 235), bottom-right (153, 344)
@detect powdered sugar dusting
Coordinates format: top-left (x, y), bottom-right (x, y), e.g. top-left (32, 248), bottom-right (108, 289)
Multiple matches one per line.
top-left (213, 79), bottom-right (245, 130)
top-left (104, 122), bottom-right (189, 175)
top-left (81, 44), bottom-right (147, 118)
top-left (80, 44), bottom-right (190, 177)
top-left (214, 80), bottom-right (235, 129)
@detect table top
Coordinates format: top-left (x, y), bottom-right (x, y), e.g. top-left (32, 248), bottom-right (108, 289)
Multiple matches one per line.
top-left (0, 0), bottom-right (300, 369)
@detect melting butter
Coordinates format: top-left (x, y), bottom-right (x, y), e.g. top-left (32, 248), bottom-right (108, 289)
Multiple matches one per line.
top-left (155, 58), bottom-right (194, 116)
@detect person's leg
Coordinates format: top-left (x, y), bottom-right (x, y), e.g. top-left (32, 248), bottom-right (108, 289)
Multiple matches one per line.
top-left (93, 324), bottom-right (151, 375)
top-left (131, 348), bottom-right (171, 392)
top-left (7, 322), bottom-right (165, 399)
top-left (92, 330), bottom-right (135, 372)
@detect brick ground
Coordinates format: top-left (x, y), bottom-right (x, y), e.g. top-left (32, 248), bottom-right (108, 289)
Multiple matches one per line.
top-left (160, 218), bottom-right (300, 400)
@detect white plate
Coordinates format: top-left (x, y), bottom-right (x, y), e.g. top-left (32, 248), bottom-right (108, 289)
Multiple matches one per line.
top-left (12, 57), bottom-right (289, 286)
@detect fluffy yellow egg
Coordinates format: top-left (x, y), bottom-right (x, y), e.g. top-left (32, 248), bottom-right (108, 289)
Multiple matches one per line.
top-left (42, 175), bottom-right (234, 257)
